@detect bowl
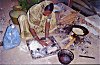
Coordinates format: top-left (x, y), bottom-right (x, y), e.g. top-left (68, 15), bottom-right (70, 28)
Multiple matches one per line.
top-left (58, 49), bottom-right (74, 64)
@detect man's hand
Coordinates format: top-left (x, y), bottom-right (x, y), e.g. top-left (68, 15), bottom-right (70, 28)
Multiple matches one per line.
top-left (39, 40), bottom-right (48, 46)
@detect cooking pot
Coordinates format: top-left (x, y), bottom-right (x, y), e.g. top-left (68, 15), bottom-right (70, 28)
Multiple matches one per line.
top-left (58, 49), bottom-right (74, 65)
top-left (9, 5), bottom-right (26, 25)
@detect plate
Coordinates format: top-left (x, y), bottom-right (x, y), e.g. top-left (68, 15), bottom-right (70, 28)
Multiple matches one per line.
top-left (72, 25), bottom-right (89, 36)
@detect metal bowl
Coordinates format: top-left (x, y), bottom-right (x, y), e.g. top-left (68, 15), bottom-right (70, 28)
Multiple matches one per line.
top-left (58, 49), bottom-right (74, 64)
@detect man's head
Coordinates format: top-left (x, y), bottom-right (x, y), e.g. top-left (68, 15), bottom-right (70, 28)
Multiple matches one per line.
top-left (43, 3), bottom-right (54, 16)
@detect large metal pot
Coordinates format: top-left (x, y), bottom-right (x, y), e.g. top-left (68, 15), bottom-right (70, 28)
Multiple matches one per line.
top-left (9, 5), bottom-right (26, 25)
top-left (58, 49), bottom-right (74, 64)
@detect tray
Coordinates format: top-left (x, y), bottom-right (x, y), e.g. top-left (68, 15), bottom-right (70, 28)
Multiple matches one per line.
top-left (26, 36), bottom-right (61, 59)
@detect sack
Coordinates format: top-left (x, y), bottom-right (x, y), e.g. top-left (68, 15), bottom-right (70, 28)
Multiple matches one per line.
top-left (3, 24), bottom-right (21, 50)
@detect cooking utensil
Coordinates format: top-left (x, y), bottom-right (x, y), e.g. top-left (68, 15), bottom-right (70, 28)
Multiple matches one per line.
top-left (71, 25), bottom-right (89, 36)
top-left (58, 49), bottom-right (74, 65)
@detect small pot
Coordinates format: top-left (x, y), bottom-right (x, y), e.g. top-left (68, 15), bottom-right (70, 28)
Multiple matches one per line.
top-left (58, 49), bottom-right (74, 65)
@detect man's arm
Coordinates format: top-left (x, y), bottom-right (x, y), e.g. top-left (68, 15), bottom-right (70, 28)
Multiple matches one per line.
top-left (29, 27), bottom-right (48, 46)
top-left (45, 19), bottom-right (50, 39)
top-left (29, 28), bottom-right (40, 41)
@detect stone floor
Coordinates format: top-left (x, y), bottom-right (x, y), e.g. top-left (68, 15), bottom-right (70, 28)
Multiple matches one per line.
top-left (0, 0), bottom-right (100, 64)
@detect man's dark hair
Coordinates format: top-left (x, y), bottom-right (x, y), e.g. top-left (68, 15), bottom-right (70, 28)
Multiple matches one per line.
top-left (44, 3), bottom-right (54, 12)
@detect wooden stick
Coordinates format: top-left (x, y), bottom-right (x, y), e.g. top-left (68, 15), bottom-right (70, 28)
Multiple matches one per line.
top-left (79, 55), bottom-right (95, 59)
top-left (65, 37), bottom-right (76, 49)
